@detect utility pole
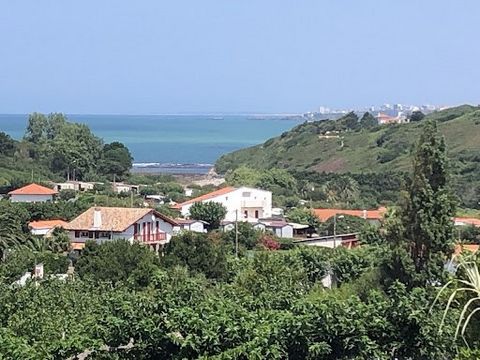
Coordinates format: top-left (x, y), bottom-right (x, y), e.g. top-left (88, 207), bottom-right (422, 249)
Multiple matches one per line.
top-left (235, 209), bottom-right (239, 258)
top-left (333, 214), bottom-right (336, 248)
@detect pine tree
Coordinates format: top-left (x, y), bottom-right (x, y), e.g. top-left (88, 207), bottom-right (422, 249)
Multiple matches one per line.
top-left (383, 120), bottom-right (456, 288)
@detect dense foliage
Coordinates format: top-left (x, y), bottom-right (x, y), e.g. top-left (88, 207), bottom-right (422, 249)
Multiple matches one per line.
top-left (189, 201), bottom-right (227, 230)
top-left (0, 113), bottom-right (133, 186)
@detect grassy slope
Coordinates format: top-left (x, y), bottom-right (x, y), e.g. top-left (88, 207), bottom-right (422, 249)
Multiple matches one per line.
top-left (215, 105), bottom-right (480, 175)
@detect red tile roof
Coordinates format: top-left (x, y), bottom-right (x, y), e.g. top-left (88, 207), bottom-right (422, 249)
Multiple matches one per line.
top-left (8, 183), bottom-right (57, 196)
top-left (66, 207), bottom-right (178, 232)
top-left (173, 186), bottom-right (236, 209)
top-left (29, 219), bottom-right (69, 230)
top-left (314, 207), bottom-right (386, 222)
top-left (454, 244), bottom-right (479, 257)
top-left (454, 217), bottom-right (480, 227)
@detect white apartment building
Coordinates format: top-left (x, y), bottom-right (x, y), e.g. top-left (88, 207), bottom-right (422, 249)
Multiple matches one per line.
top-left (174, 186), bottom-right (272, 222)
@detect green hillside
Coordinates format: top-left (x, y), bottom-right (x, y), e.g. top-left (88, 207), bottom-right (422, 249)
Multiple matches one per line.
top-left (216, 105), bottom-right (480, 175)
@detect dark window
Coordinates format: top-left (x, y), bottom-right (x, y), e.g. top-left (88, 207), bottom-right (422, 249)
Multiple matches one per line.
top-left (255, 210), bottom-right (259, 218)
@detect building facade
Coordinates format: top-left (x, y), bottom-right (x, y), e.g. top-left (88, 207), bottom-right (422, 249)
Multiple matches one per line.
top-left (66, 207), bottom-right (177, 251)
top-left (174, 186), bottom-right (272, 222)
top-left (8, 183), bottom-right (57, 203)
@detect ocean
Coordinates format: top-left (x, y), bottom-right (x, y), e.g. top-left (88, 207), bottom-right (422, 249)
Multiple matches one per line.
top-left (0, 114), bottom-right (301, 174)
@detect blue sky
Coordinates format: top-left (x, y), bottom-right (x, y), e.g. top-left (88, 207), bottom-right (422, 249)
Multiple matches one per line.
top-left (0, 1), bottom-right (479, 114)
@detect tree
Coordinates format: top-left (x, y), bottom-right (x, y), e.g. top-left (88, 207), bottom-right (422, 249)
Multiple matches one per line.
top-left (0, 132), bottom-right (16, 157)
top-left (359, 112), bottom-right (378, 129)
top-left (98, 141), bottom-right (133, 180)
top-left (339, 111), bottom-right (359, 130)
top-left (222, 221), bottom-right (262, 250)
top-left (409, 110), bottom-right (425, 122)
top-left (383, 120), bottom-right (456, 287)
top-left (189, 201), bottom-right (227, 231)
top-left (319, 214), bottom-right (368, 236)
top-left (322, 176), bottom-right (360, 205)
top-left (75, 240), bottom-right (161, 288)
top-left (162, 231), bottom-right (227, 280)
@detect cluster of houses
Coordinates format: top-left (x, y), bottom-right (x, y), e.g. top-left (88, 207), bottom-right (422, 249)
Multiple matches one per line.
top-left (5, 182), bottom-right (480, 255)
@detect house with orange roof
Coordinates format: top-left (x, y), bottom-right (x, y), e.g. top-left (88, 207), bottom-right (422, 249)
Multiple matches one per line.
top-left (8, 183), bottom-right (57, 203)
top-left (314, 207), bottom-right (386, 225)
top-left (28, 219), bottom-right (69, 236)
top-left (65, 207), bottom-right (178, 252)
top-left (173, 186), bottom-right (272, 222)
top-left (454, 217), bottom-right (480, 228)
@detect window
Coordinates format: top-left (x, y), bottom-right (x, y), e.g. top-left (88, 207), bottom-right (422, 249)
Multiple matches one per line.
top-left (255, 210), bottom-right (259, 218)
top-left (80, 231), bottom-right (89, 238)
top-left (244, 210), bottom-right (248, 218)
top-left (99, 232), bottom-right (111, 239)
top-left (242, 192), bottom-right (251, 197)
top-left (88, 231), bottom-right (94, 239)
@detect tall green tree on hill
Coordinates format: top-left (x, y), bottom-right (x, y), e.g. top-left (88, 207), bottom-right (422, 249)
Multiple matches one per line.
top-left (98, 141), bottom-right (133, 181)
top-left (382, 120), bottom-right (456, 288)
top-left (359, 111), bottom-right (378, 129)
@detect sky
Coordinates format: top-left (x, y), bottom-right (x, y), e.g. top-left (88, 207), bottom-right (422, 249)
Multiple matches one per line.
top-left (0, 1), bottom-right (479, 114)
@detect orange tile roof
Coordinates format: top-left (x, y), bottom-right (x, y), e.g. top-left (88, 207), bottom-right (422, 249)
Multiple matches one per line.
top-left (66, 206), bottom-right (177, 232)
top-left (314, 208), bottom-right (386, 222)
top-left (8, 183), bottom-right (57, 195)
top-left (454, 217), bottom-right (480, 227)
top-left (29, 219), bottom-right (69, 230)
top-left (454, 244), bottom-right (479, 257)
top-left (173, 186), bottom-right (236, 209)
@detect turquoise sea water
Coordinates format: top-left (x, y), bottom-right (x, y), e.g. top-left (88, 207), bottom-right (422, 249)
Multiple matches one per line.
top-left (0, 114), bottom-right (300, 173)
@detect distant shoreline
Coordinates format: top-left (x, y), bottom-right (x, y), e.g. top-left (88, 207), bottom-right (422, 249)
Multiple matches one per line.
top-left (131, 163), bottom-right (213, 175)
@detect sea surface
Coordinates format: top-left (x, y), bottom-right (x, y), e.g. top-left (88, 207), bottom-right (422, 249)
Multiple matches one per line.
top-left (0, 114), bottom-right (300, 174)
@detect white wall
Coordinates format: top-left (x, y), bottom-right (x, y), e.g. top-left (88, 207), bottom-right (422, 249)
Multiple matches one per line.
top-left (31, 228), bottom-right (50, 236)
top-left (181, 187), bottom-right (272, 222)
top-left (69, 211), bottom-right (174, 245)
top-left (10, 194), bottom-right (53, 203)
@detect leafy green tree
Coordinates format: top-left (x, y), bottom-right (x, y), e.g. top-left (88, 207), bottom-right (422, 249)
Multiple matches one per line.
top-left (322, 176), bottom-right (360, 205)
top-left (383, 120), bottom-right (456, 288)
top-left (225, 166), bottom-right (262, 187)
top-left (75, 240), bottom-right (161, 288)
top-left (222, 221), bottom-right (262, 250)
top-left (163, 231), bottom-right (227, 280)
top-left (0, 248), bottom-right (69, 283)
top-left (359, 111), bottom-right (378, 128)
top-left (409, 110), bottom-right (425, 122)
top-left (338, 111), bottom-right (359, 130)
top-left (189, 201), bottom-right (227, 230)
top-left (0, 132), bottom-right (16, 157)
top-left (319, 214), bottom-right (369, 236)
top-left (98, 141), bottom-right (133, 180)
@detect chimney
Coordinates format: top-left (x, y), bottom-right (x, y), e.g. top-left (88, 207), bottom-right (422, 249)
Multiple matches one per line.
top-left (93, 208), bottom-right (102, 228)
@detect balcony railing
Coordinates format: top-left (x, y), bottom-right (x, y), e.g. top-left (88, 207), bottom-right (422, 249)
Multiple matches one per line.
top-left (134, 232), bottom-right (167, 243)
top-left (240, 200), bottom-right (266, 208)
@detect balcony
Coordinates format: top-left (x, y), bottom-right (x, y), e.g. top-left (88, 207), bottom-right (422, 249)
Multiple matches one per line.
top-left (134, 232), bottom-right (167, 244)
top-left (240, 200), bottom-right (266, 208)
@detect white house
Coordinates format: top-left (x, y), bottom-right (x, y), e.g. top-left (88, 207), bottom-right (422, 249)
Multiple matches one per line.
top-left (173, 219), bottom-right (206, 233)
top-left (28, 219), bottom-right (69, 236)
top-left (54, 181), bottom-right (99, 192)
top-left (173, 186), bottom-right (272, 222)
top-left (65, 207), bottom-right (178, 252)
top-left (8, 183), bottom-right (57, 203)
top-left (113, 183), bottom-right (140, 194)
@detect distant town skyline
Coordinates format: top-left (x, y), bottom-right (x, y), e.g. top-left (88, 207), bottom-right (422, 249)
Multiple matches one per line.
top-left (1, 1), bottom-right (479, 114)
